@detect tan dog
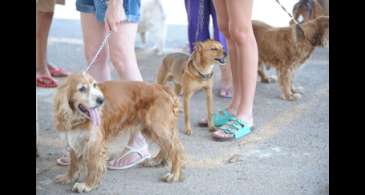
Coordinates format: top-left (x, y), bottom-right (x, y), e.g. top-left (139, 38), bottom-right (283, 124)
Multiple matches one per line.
top-left (253, 16), bottom-right (329, 101)
top-left (53, 73), bottom-right (183, 193)
top-left (156, 40), bottom-right (225, 135)
top-left (290, 0), bottom-right (327, 24)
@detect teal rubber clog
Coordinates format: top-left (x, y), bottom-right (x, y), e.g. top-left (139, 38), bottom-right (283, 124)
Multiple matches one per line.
top-left (213, 117), bottom-right (253, 141)
top-left (212, 109), bottom-right (235, 127)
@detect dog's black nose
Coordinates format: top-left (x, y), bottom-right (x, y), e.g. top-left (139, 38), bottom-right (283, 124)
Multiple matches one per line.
top-left (96, 97), bottom-right (104, 105)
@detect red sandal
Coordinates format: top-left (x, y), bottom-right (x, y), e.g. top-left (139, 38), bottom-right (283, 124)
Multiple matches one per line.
top-left (48, 64), bottom-right (70, 77)
top-left (36, 76), bottom-right (58, 88)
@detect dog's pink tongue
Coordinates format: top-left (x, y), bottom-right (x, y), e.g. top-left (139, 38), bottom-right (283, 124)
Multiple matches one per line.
top-left (90, 108), bottom-right (101, 127)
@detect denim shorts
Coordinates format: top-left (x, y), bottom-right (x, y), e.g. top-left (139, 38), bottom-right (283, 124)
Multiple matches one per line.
top-left (76, 0), bottom-right (141, 23)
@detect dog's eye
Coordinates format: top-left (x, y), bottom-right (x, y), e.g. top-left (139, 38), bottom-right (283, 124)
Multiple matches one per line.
top-left (93, 83), bottom-right (97, 88)
top-left (79, 86), bottom-right (86, 92)
top-left (210, 48), bottom-right (218, 51)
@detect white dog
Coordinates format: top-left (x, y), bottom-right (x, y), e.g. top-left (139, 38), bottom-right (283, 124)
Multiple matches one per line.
top-left (138, 0), bottom-right (167, 55)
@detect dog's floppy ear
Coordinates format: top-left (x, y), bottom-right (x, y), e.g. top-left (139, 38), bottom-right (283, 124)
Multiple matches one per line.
top-left (303, 16), bottom-right (329, 46)
top-left (53, 78), bottom-right (74, 131)
top-left (192, 41), bottom-right (204, 64)
top-left (295, 24), bottom-right (305, 42)
top-left (193, 41), bottom-right (204, 52)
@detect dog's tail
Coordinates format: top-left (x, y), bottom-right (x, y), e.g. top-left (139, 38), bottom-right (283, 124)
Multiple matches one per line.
top-left (156, 60), bottom-right (169, 85)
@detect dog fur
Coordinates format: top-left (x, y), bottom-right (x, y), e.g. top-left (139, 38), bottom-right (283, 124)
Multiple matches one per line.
top-left (290, 0), bottom-right (327, 24)
top-left (253, 16), bottom-right (329, 101)
top-left (138, 0), bottom-right (167, 55)
top-left (53, 73), bottom-right (183, 193)
top-left (156, 40), bottom-right (225, 135)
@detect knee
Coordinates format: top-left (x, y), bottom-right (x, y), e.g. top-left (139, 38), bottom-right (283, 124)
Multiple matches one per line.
top-left (110, 52), bottom-right (128, 73)
top-left (37, 11), bottom-right (54, 20)
top-left (228, 24), bottom-right (252, 45)
top-left (85, 48), bottom-right (108, 67)
top-left (109, 46), bottom-right (135, 72)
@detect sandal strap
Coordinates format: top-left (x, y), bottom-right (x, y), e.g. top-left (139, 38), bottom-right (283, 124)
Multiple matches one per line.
top-left (219, 119), bottom-right (252, 139)
top-left (232, 118), bottom-right (247, 128)
top-left (220, 120), bottom-right (241, 134)
top-left (37, 76), bottom-right (55, 83)
top-left (213, 109), bottom-right (234, 126)
top-left (119, 144), bottom-right (148, 160)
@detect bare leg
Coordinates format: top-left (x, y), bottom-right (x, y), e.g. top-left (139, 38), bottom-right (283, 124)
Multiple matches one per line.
top-left (218, 64), bottom-right (233, 97)
top-left (109, 22), bottom-right (143, 81)
top-left (226, 0), bottom-right (257, 125)
top-left (36, 11), bottom-right (55, 79)
top-left (107, 22), bottom-right (149, 168)
top-left (80, 13), bottom-right (110, 82)
top-left (212, 0), bottom-right (257, 139)
top-left (213, 0), bottom-right (240, 115)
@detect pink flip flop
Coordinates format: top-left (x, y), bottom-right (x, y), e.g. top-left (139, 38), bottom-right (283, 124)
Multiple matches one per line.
top-left (107, 145), bottom-right (151, 170)
top-left (56, 153), bottom-right (70, 166)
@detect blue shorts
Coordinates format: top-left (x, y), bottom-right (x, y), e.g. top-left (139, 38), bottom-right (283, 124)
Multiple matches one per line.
top-left (76, 0), bottom-right (141, 23)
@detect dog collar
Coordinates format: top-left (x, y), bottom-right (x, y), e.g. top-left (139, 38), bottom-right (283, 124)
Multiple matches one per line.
top-left (306, 0), bottom-right (313, 17)
top-left (189, 61), bottom-right (214, 80)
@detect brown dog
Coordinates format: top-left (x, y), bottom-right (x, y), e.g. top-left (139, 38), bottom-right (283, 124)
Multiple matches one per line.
top-left (290, 0), bottom-right (327, 24)
top-left (253, 16), bottom-right (329, 101)
top-left (53, 73), bottom-right (183, 193)
top-left (156, 40), bottom-right (225, 135)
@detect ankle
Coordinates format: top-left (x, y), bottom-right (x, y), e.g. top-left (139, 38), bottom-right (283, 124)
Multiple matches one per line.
top-left (36, 68), bottom-right (51, 76)
top-left (226, 107), bottom-right (236, 115)
top-left (235, 113), bottom-right (254, 126)
top-left (129, 133), bottom-right (148, 148)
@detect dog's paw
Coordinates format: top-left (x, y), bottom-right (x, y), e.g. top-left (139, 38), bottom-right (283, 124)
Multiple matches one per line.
top-left (54, 174), bottom-right (73, 185)
top-left (72, 182), bottom-right (92, 193)
top-left (268, 76), bottom-right (277, 83)
top-left (291, 93), bottom-right (302, 100)
top-left (281, 93), bottom-right (301, 101)
top-left (143, 158), bottom-right (165, 168)
top-left (208, 125), bottom-right (216, 132)
top-left (160, 172), bottom-right (180, 183)
top-left (292, 86), bottom-right (304, 94)
top-left (261, 76), bottom-right (277, 83)
top-left (184, 128), bottom-right (192, 135)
